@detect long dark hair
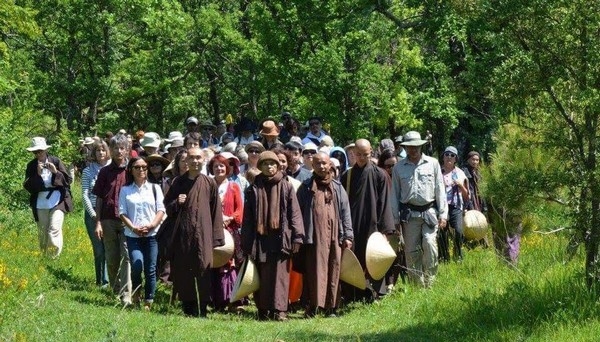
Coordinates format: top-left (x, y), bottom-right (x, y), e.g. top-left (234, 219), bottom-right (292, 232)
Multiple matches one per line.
top-left (173, 149), bottom-right (188, 176)
top-left (125, 157), bottom-right (146, 185)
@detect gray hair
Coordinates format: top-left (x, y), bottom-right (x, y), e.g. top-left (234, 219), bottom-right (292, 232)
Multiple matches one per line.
top-left (109, 133), bottom-right (130, 150)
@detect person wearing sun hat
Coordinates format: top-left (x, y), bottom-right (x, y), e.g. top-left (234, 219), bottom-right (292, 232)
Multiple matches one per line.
top-left (258, 119), bottom-right (284, 150)
top-left (140, 132), bottom-right (162, 157)
top-left (24, 137), bottom-right (74, 259)
top-left (241, 151), bottom-right (305, 321)
top-left (390, 131), bottom-right (447, 288)
top-left (438, 146), bottom-right (469, 263)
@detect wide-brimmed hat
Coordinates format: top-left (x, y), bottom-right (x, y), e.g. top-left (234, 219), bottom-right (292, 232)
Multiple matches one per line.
top-left (244, 141), bottom-right (266, 153)
top-left (230, 258), bottom-right (260, 302)
top-left (168, 139), bottom-right (184, 149)
top-left (303, 142), bottom-right (318, 153)
top-left (259, 120), bottom-right (280, 137)
top-left (340, 249), bottom-right (366, 290)
top-left (464, 210), bottom-right (489, 241)
top-left (365, 232), bottom-right (397, 280)
top-left (141, 132), bottom-right (161, 148)
top-left (145, 154), bottom-right (170, 168)
top-left (164, 131), bottom-right (183, 143)
top-left (201, 120), bottom-right (216, 130)
top-left (220, 152), bottom-right (240, 167)
top-left (400, 131), bottom-right (427, 146)
top-left (26, 137), bottom-right (51, 152)
top-left (394, 136), bottom-right (403, 143)
top-left (212, 229), bottom-right (234, 268)
top-left (444, 146), bottom-right (458, 156)
top-left (82, 137), bottom-right (95, 146)
top-left (186, 116), bottom-right (199, 125)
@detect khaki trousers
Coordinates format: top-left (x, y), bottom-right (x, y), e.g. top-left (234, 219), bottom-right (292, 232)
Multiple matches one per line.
top-left (402, 216), bottom-right (438, 287)
top-left (36, 208), bottom-right (65, 258)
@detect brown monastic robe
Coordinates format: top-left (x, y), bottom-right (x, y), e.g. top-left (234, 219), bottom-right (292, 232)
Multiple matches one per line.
top-left (164, 173), bottom-right (224, 302)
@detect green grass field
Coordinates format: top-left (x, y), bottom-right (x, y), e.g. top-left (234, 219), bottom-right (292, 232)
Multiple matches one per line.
top-left (1, 193), bottom-right (599, 341)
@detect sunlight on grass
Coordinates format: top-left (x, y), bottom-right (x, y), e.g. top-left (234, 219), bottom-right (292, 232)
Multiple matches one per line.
top-left (1, 193), bottom-right (600, 341)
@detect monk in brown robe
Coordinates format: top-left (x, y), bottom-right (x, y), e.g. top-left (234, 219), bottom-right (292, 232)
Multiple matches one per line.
top-left (297, 152), bottom-right (353, 317)
top-left (163, 147), bottom-right (224, 317)
top-left (339, 139), bottom-right (395, 301)
top-left (241, 151), bottom-right (305, 321)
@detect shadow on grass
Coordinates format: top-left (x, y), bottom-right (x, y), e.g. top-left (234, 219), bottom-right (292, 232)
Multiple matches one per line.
top-left (279, 273), bottom-right (598, 341)
top-left (46, 264), bottom-right (91, 292)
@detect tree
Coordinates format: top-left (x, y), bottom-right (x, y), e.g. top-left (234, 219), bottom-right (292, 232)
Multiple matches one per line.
top-left (457, 0), bottom-right (600, 289)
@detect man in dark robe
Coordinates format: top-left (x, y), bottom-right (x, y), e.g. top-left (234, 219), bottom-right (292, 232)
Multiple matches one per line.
top-left (297, 152), bottom-right (353, 317)
top-left (241, 151), bottom-right (305, 321)
top-left (340, 139), bottom-right (395, 301)
top-left (163, 147), bottom-right (224, 317)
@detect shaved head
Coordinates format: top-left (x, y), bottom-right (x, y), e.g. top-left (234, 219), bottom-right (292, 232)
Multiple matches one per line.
top-left (355, 139), bottom-right (371, 150)
top-left (354, 139), bottom-right (372, 167)
top-left (313, 152), bottom-right (331, 178)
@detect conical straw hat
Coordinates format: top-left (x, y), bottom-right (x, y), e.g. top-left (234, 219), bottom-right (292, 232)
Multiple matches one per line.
top-left (212, 229), bottom-right (234, 268)
top-left (464, 210), bottom-right (489, 241)
top-left (366, 232), bottom-right (397, 280)
top-left (340, 249), bottom-right (366, 290)
top-left (230, 258), bottom-right (260, 303)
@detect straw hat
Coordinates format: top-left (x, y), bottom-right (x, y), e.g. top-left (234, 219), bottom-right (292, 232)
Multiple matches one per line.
top-left (230, 258), bottom-right (260, 302)
top-left (464, 210), bottom-right (489, 240)
top-left (26, 137), bottom-right (51, 151)
top-left (212, 229), bottom-right (234, 268)
top-left (145, 154), bottom-right (170, 168)
top-left (365, 232), bottom-right (397, 280)
top-left (340, 249), bottom-right (366, 290)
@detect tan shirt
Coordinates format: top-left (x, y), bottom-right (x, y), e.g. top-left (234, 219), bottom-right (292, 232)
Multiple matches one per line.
top-left (391, 154), bottom-right (448, 223)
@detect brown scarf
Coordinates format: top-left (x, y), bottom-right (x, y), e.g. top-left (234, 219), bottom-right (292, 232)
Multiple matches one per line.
top-left (255, 171), bottom-right (285, 235)
top-left (311, 172), bottom-right (338, 238)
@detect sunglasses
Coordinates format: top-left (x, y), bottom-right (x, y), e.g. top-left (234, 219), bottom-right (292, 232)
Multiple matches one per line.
top-left (303, 150), bottom-right (316, 155)
top-left (150, 162), bottom-right (163, 167)
top-left (247, 149), bottom-right (260, 154)
top-left (444, 152), bottom-right (456, 158)
top-left (133, 165), bottom-right (148, 171)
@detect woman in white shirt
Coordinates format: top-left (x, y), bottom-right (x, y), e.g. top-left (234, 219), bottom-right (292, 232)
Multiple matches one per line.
top-left (119, 157), bottom-right (165, 310)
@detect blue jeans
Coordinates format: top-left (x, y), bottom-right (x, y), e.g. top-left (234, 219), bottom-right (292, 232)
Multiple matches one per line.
top-left (126, 236), bottom-right (158, 302)
top-left (84, 212), bottom-right (108, 285)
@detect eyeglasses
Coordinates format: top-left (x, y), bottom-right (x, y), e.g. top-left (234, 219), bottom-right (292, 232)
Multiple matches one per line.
top-left (33, 150), bottom-right (45, 154)
top-left (247, 149), bottom-right (260, 154)
top-left (444, 152), bottom-right (456, 158)
top-left (303, 150), bottom-right (316, 155)
top-left (133, 165), bottom-right (148, 171)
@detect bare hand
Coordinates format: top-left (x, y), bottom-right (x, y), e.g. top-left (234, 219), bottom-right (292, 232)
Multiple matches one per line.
top-left (292, 243), bottom-right (301, 254)
top-left (95, 222), bottom-right (103, 239)
top-left (177, 194), bottom-right (187, 204)
top-left (46, 163), bottom-right (57, 174)
top-left (438, 218), bottom-right (447, 229)
top-left (342, 239), bottom-right (353, 250)
top-left (223, 215), bottom-right (233, 226)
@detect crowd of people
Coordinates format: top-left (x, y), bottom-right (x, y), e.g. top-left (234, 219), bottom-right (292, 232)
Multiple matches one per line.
top-left (23, 113), bottom-right (487, 321)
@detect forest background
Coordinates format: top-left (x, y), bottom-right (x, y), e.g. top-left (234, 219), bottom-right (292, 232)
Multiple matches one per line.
top-left (3, 0), bottom-right (600, 289)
